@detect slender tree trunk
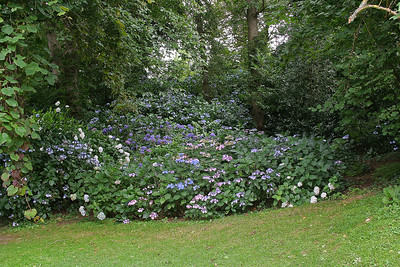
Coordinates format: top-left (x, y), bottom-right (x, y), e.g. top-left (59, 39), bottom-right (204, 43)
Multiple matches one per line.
top-left (195, 12), bottom-right (212, 102)
top-left (201, 67), bottom-right (211, 101)
top-left (46, 30), bottom-right (61, 76)
top-left (62, 41), bottom-right (80, 114)
top-left (247, 1), bottom-right (264, 130)
top-left (47, 28), bottom-right (80, 115)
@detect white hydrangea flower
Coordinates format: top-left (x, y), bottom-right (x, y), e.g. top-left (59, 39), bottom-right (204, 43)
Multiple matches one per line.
top-left (321, 192), bottom-right (327, 198)
top-left (328, 183), bottom-right (335, 190)
top-left (55, 107), bottom-right (61, 113)
top-left (84, 194), bottom-right (89, 203)
top-left (314, 186), bottom-right (320, 196)
top-left (79, 132), bottom-right (85, 139)
top-left (310, 196), bottom-right (318, 204)
top-left (115, 144), bottom-right (123, 149)
top-left (292, 185), bottom-right (297, 192)
top-left (98, 147), bottom-right (103, 153)
top-left (97, 212), bottom-right (106, 220)
top-left (70, 193), bottom-right (77, 201)
top-left (125, 157), bottom-right (130, 163)
top-left (297, 182), bottom-right (303, 187)
top-left (287, 176), bottom-right (292, 180)
top-left (79, 206), bottom-right (86, 216)
top-left (65, 105), bottom-right (69, 108)
top-left (281, 201), bottom-right (288, 208)
top-left (74, 135), bottom-right (78, 141)
top-left (55, 101), bottom-right (60, 106)
top-left (288, 204), bottom-right (293, 208)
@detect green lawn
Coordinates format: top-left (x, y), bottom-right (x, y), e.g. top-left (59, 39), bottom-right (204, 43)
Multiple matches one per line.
top-left (1, 189), bottom-right (399, 266)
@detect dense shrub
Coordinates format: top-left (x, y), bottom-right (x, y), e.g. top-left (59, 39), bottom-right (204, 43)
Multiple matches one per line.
top-left (1, 95), bottom-right (346, 224)
top-left (135, 89), bottom-right (252, 128)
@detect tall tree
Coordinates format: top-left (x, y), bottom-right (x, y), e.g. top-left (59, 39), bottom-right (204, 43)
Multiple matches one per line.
top-left (224, 0), bottom-right (287, 130)
top-left (1, 0), bottom-right (67, 220)
top-left (284, 0), bottom-right (400, 149)
top-left (28, 0), bottom-right (197, 113)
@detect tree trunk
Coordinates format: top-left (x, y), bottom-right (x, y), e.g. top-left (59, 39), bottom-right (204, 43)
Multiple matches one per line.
top-left (47, 28), bottom-right (80, 115)
top-left (201, 67), bottom-right (212, 101)
top-left (195, 12), bottom-right (212, 102)
top-left (247, 1), bottom-right (265, 130)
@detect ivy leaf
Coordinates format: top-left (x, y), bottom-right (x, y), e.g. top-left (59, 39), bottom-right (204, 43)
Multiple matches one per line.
top-left (1, 25), bottom-right (13, 35)
top-left (1, 87), bottom-right (15, 96)
top-left (14, 58), bottom-right (27, 68)
top-left (31, 131), bottom-right (40, 139)
top-left (2, 123), bottom-right (12, 131)
top-left (0, 17), bottom-right (3, 23)
top-left (24, 209), bottom-right (37, 220)
top-left (24, 161), bottom-right (33, 171)
top-left (10, 153), bottom-right (19, 161)
top-left (21, 84), bottom-right (35, 92)
top-left (26, 25), bottom-right (37, 33)
top-left (1, 172), bottom-right (9, 182)
top-left (10, 110), bottom-right (20, 119)
top-left (0, 50), bottom-right (7, 60)
top-left (25, 62), bottom-right (40, 76)
top-left (7, 185), bottom-right (18, 196)
top-left (46, 74), bottom-right (56, 85)
top-left (5, 75), bottom-right (18, 83)
top-left (15, 126), bottom-right (27, 137)
top-left (6, 98), bottom-right (18, 107)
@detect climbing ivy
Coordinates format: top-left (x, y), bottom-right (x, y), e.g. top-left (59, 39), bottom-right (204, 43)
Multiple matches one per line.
top-left (0, 1), bottom-right (66, 220)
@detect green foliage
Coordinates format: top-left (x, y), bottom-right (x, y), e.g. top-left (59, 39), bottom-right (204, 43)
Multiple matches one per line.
top-left (1, 95), bottom-right (346, 222)
top-left (6, 0), bottom-right (400, 224)
top-left (253, 51), bottom-right (339, 136)
top-left (284, 0), bottom-right (400, 151)
top-left (134, 89), bottom-right (252, 129)
top-left (382, 185), bottom-right (400, 205)
top-left (0, 1), bottom-right (66, 219)
top-left (26, 0), bottom-right (201, 112)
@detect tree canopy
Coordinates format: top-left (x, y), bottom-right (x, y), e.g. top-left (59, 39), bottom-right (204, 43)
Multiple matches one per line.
top-left (1, 0), bottom-right (400, 221)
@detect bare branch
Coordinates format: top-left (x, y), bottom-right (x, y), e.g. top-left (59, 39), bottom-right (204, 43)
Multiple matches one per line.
top-left (257, 0), bottom-right (267, 15)
top-left (349, 0), bottom-right (399, 23)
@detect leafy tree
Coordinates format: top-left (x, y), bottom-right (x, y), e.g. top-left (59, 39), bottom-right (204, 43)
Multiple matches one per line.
top-left (1, 0), bottom-right (67, 220)
top-left (220, 0), bottom-right (289, 130)
top-left (284, 0), bottom-right (400, 151)
top-left (27, 0), bottom-right (199, 113)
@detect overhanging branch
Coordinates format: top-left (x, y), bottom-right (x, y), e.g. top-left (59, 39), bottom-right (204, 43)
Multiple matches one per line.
top-left (348, 0), bottom-right (399, 23)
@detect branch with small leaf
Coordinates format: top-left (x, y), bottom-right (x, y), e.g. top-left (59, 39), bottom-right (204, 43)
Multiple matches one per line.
top-left (349, 0), bottom-right (400, 23)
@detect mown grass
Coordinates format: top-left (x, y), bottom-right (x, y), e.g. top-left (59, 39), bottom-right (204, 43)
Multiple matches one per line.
top-left (1, 189), bottom-right (400, 266)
